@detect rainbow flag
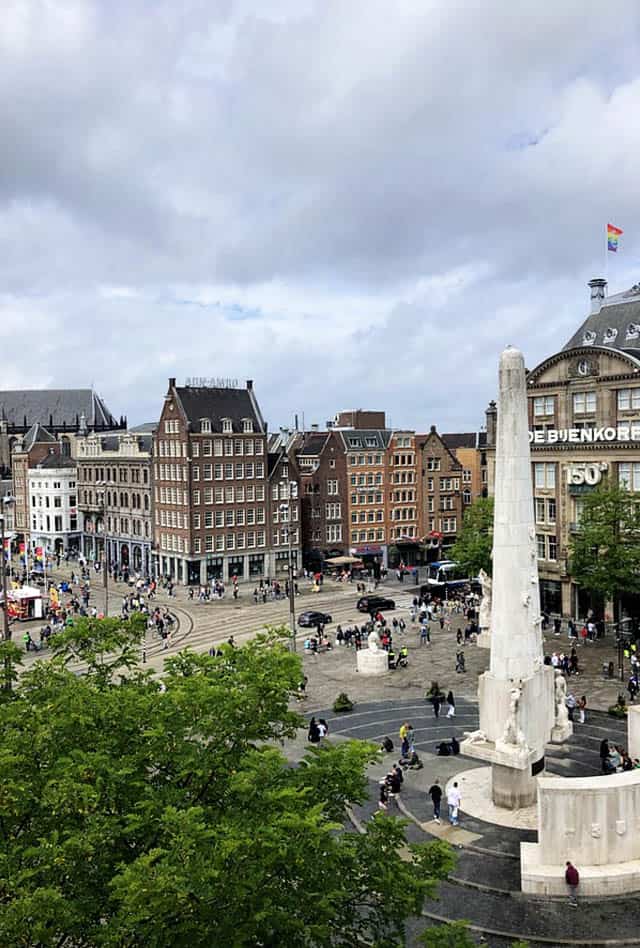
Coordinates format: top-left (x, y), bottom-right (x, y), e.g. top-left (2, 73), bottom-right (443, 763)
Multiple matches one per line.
top-left (608, 223), bottom-right (623, 252)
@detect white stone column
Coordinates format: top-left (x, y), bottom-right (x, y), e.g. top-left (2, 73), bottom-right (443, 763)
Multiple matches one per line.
top-left (461, 347), bottom-right (555, 808)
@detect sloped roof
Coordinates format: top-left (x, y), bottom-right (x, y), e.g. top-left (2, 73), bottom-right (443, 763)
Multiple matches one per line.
top-left (564, 285), bottom-right (640, 355)
top-left (175, 385), bottom-right (264, 434)
top-left (32, 453), bottom-right (75, 470)
top-left (442, 432), bottom-right (477, 450)
top-left (23, 424), bottom-right (57, 450)
top-left (0, 389), bottom-right (117, 429)
top-left (297, 432), bottom-right (329, 456)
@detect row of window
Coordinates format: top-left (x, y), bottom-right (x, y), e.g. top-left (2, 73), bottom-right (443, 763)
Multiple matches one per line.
top-left (391, 507), bottom-right (416, 521)
top-left (535, 498), bottom-right (556, 525)
top-left (351, 510), bottom-right (385, 524)
top-left (271, 529), bottom-right (301, 546)
top-left (309, 525), bottom-right (344, 542)
top-left (192, 438), bottom-right (263, 457)
top-left (32, 515), bottom-right (76, 533)
top-left (80, 467), bottom-right (147, 484)
top-left (32, 494), bottom-right (76, 509)
top-left (533, 390), bottom-right (640, 417)
top-left (350, 529), bottom-right (386, 542)
top-left (157, 487), bottom-right (188, 506)
top-left (106, 517), bottom-right (148, 538)
top-left (350, 492), bottom-right (384, 506)
top-left (426, 517), bottom-right (457, 533)
top-left (193, 462), bottom-right (265, 481)
top-left (193, 508), bottom-right (266, 528)
top-left (427, 477), bottom-right (460, 492)
top-left (198, 418), bottom-right (254, 434)
top-left (393, 453), bottom-right (415, 466)
top-left (156, 510), bottom-right (188, 529)
top-left (348, 453), bottom-right (384, 466)
top-left (390, 525), bottom-right (417, 538)
top-left (191, 485), bottom-right (266, 505)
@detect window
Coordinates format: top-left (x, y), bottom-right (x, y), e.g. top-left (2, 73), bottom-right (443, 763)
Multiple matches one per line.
top-left (203, 440), bottom-right (212, 456)
top-left (200, 419), bottom-right (211, 433)
top-left (548, 536), bottom-right (557, 561)
top-left (617, 389), bottom-right (640, 411)
top-left (547, 498), bottom-right (556, 524)
top-left (462, 488), bottom-right (472, 505)
top-left (235, 463), bottom-right (244, 479)
top-left (534, 463), bottom-right (556, 489)
top-left (243, 419), bottom-right (253, 433)
top-left (427, 458), bottom-right (440, 471)
top-left (327, 479), bottom-right (339, 495)
top-left (203, 464), bottom-right (212, 481)
top-left (427, 478), bottom-right (434, 491)
top-left (224, 463), bottom-right (233, 480)
top-left (193, 513), bottom-right (201, 529)
top-left (329, 459), bottom-right (336, 468)
top-left (535, 498), bottom-right (545, 523)
top-left (536, 534), bottom-right (546, 559)
top-left (533, 396), bottom-right (554, 416)
top-left (192, 442), bottom-right (200, 457)
top-left (214, 464), bottom-right (223, 480)
top-left (326, 502), bottom-right (341, 519)
top-left (573, 391), bottom-right (596, 414)
top-left (205, 535), bottom-right (214, 552)
top-left (204, 512), bottom-right (213, 528)
top-left (194, 538), bottom-right (201, 553)
top-left (619, 462), bottom-right (640, 491)
top-left (327, 524), bottom-right (342, 542)
top-left (222, 419), bottom-right (233, 433)
top-left (214, 439), bottom-right (223, 456)
top-left (441, 517), bottom-right (457, 533)
top-left (462, 470), bottom-right (472, 483)
top-left (54, 497), bottom-right (62, 508)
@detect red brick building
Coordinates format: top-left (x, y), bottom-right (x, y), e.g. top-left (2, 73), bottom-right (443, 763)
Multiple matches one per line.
top-left (153, 379), bottom-right (299, 584)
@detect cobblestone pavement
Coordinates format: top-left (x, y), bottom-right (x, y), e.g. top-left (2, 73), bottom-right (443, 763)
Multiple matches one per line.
top-left (9, 565), bottom-right (632, 713)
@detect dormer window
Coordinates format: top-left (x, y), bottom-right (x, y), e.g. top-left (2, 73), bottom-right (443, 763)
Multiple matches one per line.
top-left (242, 418), bottom-right (253, 433)
top-left (222, 418), bottom-right (233, 434)
top-left (200, 418), bottom-right (211, 433)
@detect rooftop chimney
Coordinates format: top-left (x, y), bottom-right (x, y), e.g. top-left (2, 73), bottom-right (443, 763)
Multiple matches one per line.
top-left (169, 377), bottom-right (176, 388)
top-left (246, 379), bottom-right (253, 390)
top-left (588, 278), bottom-right (607, 314)
top-left (311, 423), bottom-right (319, 431)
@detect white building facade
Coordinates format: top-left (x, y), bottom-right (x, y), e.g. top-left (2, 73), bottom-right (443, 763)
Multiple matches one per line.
top-left (28, 455), bottom-right (79, 555)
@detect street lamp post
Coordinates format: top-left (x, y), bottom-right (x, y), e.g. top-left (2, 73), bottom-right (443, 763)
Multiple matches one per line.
top-left (96, 484), bottom-right (109, 618)
top-left (1, 495), bottom-right (16, 692)
top-left (280, 480), bottom-right (298, 652)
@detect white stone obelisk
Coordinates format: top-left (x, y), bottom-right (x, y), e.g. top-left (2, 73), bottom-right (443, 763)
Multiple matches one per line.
top-left (461, 347), bottom-right (556, 808)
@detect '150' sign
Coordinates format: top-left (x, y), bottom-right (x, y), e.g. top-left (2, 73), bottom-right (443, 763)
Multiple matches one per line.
top-left (566, 462), bottom-right (608, 486)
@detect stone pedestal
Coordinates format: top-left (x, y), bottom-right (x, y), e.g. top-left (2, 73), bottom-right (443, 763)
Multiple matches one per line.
top-left (628, 705), bottom-right (640, 761)
top-left (356, 648), bottom-right (388, 676)
top-left (492, 761), bottom-right (538, 808)
top-left (550, 721), bottom-right (573, 743)
top-left (476, 628), bottom-right (491, 649)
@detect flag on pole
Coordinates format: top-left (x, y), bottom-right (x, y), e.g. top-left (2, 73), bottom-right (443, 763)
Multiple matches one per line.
top-left (35, 547), bottom-right (43, 562)
top-left (608, 223), bottom-right (623, 252)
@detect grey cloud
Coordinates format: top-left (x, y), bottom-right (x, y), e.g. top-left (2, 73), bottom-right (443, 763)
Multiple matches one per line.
top-left (2, 1), bottom-right (640, 431)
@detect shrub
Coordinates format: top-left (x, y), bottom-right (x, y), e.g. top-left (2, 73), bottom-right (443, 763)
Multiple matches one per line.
top-left (333, 692), bottom-right (354, 713)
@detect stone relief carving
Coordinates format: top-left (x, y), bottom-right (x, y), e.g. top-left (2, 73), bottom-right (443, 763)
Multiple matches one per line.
top-left (554, 671), bottom-right (570, 729)
top-left (463, 729), bottom-right (487, 744)
top-left (502, 686), bottom-right (527, 748)
top-left (478, 569), bottom-right (492, 631)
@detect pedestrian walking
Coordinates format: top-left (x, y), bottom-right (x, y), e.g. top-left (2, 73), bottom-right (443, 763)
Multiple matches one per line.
top-left (447, 781), bottom-right (461, 826)
top-left (446, 690), bottom-right (455, 718)
top-left (432, 693), bottom-right (441, 718)
top-left (578, 695), bottom-right (587, 724)
top-left (307, 717), bottom-right (321, 744)
top-left (428, 778), bottom-right (442, 823)
top-left (565, 861), bottom-right (579, 906)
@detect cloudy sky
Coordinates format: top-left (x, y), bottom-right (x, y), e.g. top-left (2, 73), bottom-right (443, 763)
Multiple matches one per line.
top-left (3, 1), bottom-right (640, 433)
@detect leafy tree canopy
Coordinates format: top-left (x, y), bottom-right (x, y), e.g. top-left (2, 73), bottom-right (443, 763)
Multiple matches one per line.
top-left (568, 485), bottom-right (640, 603)
top-left (0, 617), bottom-right (454, 946)
top-left (450, 497), bottom-right (494, 578)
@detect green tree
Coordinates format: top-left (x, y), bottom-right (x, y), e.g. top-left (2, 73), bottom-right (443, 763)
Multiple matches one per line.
top-left (450, 497), bottom-right (494, 578)
top-left (0, 617), bottom-right (455, 946)
top-left (568, 485), bottom-right (640, 616)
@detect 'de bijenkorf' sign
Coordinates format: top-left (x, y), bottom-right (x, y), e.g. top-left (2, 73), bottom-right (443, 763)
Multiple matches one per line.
top-left (529, 426), bottom-right (640, 445)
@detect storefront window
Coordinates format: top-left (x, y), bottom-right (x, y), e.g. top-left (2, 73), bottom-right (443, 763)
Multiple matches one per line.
top-left (206, 556), bottom-right (223, 580)
top-left (540, 579), bottom-right (562, 615)
top-left (229, 555), bottom-right (244, 579)
top-left (249, 554), bottom-right (264, 578)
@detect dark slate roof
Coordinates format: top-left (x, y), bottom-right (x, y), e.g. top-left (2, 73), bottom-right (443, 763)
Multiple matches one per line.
top-left (0, 389), bottom-right (117, 429)
top-left (442, 432), bottom-right (477, 450)
top-left (297, 432), bottom-right (329, 456)
top-left (129, 422), bottom-right (157, 434)
top-left (564, 286), bottom-right (640, 355)
top-left (32, 453), bottom-right (76, 470)
top-left (175, 386), bottom-right (264, 434)
top-left (338, 429), bottom-right (392, 450)
top-left (23, 424), bottom-right (57, 450)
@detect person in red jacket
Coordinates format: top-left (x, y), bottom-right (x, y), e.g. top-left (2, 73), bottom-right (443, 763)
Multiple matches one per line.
top-left (565, 860), bottom-right (579, 906)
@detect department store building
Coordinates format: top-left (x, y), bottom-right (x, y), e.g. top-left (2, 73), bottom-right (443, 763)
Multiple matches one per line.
top-left (486, 277), bottom-right (640, 621)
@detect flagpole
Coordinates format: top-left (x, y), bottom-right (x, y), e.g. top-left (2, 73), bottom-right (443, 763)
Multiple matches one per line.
top-left (605, 223), bottom-right (609, 285)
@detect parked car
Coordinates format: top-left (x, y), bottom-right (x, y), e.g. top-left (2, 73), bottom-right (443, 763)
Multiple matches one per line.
top-left (298, 610), bottom-right (333, 628)
top-left (357, 595), bottom-right (396, 613)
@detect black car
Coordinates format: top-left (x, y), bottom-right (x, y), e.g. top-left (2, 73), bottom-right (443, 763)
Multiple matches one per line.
top-left (357, 595), bottom-right (396, 613)
top-left (298, 610), bottom-right (332, 628)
